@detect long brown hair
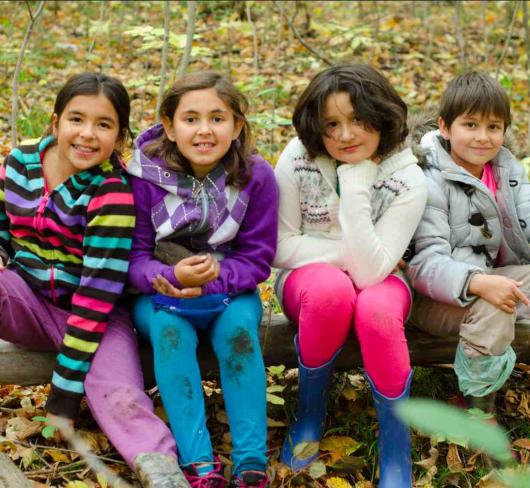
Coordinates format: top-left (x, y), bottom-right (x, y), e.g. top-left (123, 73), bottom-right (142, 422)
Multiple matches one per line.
top-left (145, 71), bottom-right (253, 188)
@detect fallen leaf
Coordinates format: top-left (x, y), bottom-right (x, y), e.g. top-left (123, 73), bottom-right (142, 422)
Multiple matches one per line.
top-left (326, 476), bottom-right (352, 488)
top-left (446, 444), bottom-right (463, 472)
top-left (415, 446), bottom-right (439, 470)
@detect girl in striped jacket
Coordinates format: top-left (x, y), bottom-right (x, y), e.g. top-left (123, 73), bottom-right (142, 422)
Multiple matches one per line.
top-left (0, 73), bottom-right (186, 487)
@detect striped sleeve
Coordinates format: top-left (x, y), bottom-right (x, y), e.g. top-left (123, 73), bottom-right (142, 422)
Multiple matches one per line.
top-left (0, 156), bottom-right (11, 265)
top-left (45, 174), bottom-right (135, 419)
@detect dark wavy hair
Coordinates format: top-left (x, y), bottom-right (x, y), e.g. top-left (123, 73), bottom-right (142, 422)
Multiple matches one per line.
top-left (145, 71), bottom-right (253, 188)
top-left (439, 72), bottom-right (511, 131)
top-left (48, 72), bottom-right (132, 152)
top-left (293, 63), bottom-right (408, 160)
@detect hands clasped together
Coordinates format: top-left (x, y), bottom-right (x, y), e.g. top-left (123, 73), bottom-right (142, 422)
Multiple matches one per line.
top-left (152, 254), bottom-right (220, 299)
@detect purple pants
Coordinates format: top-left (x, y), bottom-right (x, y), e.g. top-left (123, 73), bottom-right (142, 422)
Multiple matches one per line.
top-left (0, 268), bottom-right (176, 468)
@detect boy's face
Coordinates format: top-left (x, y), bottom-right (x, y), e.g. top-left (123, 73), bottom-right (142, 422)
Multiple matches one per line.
top-left (438, 112), bottom-right (505, 178)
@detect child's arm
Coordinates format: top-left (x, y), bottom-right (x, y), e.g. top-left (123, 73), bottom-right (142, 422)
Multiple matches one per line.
top-left (45, 175), bottom-right (135, 420)
top-left (202, 159), bottom-right (279, 295)
top-left (128, 176), bottom-right (187, 293)
top-left (338, 158), bottom-right (427, 288)
top-left (407, 177), bottom-right (486, 306)
top-left (468, 273), bottom-right (529, 313)
top-left (273, 141), bottom-right (346, 269)
top-left (509, 158), bottom-right (530, 243)
top-left (0, 157), bottom-right (12, 267)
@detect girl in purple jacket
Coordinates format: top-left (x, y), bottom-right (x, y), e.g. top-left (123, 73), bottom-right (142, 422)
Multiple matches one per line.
top-left (127, 71), bottom-right (278, 488)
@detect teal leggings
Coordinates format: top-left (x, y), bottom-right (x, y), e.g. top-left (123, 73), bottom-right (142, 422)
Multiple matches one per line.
top-left (133, 291), bottom-right (267, 474)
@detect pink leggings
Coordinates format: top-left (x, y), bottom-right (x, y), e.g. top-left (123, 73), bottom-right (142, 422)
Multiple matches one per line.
top-left (283, 263), bottom-right (411, 398)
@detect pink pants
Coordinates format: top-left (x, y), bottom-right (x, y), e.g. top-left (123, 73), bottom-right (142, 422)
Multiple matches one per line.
top-left (283, 263), bottom-right (411, 397)
top-left (0, 268), bottom-right (176, 468)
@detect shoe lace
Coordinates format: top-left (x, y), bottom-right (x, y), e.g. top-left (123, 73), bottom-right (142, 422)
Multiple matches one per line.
top-left (185, 468), bottom-right (225, 488)
top-left (232, 471), bottom-right (269, 488)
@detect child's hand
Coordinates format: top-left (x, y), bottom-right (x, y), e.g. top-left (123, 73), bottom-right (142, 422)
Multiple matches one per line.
top-left (468, 274), bottom-right (530, 314)
top-left (173, 254), bottom-right (220, 287)
top-left (153, 274), bottom-right (202, 298)
top-left (392, 259), bottom-right (406, 273)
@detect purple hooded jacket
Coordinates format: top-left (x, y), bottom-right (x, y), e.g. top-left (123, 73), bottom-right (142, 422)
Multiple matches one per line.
top-left (126, 124), bottom-right (279, 296)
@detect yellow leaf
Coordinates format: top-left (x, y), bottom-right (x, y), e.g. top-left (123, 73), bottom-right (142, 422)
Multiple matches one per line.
top-left (65, 482), bottom-right (90, 488)
top-left (327, 476), bottom-right (352, 488)
top-left (446, 444), bottom-right (463, 472)
top-left (43, 448), bottom-right (70, 463)
top-left (513, 438), bottom-right (530, 450)
top-left (293, 441), bottom-right (319, 460)
top-left (341, 387), bottom-right (358, 402)
top-left (320, 436), bottom-right (361, 455)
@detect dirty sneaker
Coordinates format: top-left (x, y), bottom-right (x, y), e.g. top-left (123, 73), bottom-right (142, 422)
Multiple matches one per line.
top-left (134, 452), bottom-right (190, 488)
top-left (230, 470), bottom-right (269, 488)
top-left (183, 457), bottom-right (225, 488)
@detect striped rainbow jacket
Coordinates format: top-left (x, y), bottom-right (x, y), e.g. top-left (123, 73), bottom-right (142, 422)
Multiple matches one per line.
top-left (0, 136), bottom-right (135, 419)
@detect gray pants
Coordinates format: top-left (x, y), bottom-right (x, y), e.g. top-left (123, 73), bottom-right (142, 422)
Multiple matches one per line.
top-left (410, 265), bottom-right (530, 358)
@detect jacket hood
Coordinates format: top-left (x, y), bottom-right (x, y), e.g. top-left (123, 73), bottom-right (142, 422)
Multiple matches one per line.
top-left (126, 124), bottom-right (190, 192)
top-left (406, 111), bottom-right (439, 166)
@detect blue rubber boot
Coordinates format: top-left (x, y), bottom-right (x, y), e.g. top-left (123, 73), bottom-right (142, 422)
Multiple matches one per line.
top-left (366, 370), bottom-right (413, 488)
top-left (281, 336), bottom-right (341, 471)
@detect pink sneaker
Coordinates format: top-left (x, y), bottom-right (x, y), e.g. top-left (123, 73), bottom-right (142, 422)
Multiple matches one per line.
top-left (183, 458), bottom-right (225, 488)
top-left (230, 470), bottom-right (269, 488)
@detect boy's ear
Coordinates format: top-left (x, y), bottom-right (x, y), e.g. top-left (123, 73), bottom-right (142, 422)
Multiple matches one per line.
top-left (232, 118), bottom-right (244, 140)
top-left (438, 116), bottom-right (450, 140)
top-left (161, 115), bottom-right (176, 142)
top-left (51, 114), bottom-right (59, 136)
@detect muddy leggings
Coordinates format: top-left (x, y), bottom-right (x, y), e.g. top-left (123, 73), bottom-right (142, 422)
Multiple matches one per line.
top-left (132, 291), bottom-right (267, 475)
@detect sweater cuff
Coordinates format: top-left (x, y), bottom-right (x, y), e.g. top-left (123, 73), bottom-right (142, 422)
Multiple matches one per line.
top-left (337, 160), bottom-right (378, 186)
top-left (160, 265), bottom-right (182, 289)
top-left (46, 386), bottom-right (82, 420)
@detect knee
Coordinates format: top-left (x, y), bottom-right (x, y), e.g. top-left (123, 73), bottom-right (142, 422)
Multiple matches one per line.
top-left (97, 385), bottom-right (146, 419)
top-left (299, 265), bottom-right (355, 313)
top-left (466, 301), bottom-right (515, 355)
top-left (355, 290), bottom-right (406, 338)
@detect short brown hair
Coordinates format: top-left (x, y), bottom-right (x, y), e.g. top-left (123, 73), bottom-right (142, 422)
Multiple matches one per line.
top-left (145, 71), bottom-right (253, 188)
top-left (293, 63), bottom-right (408, 160)
top-left (439, 72), bottom-right (511, 131)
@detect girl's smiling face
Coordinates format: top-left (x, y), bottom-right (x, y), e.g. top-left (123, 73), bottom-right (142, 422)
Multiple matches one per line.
top-left (52, 93), bottom-right (120, 174)
top-left (322, 91), bottom-right (381, 164)
top-left (162, 88), bottom-right (243, 179)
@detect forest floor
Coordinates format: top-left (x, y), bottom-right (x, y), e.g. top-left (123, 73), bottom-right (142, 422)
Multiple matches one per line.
top-left (2, 1), bottom-right (530, 486)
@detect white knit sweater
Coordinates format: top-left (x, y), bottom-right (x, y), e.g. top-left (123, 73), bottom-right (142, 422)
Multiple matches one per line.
top-left (273, 137), bottom-right (427, 298)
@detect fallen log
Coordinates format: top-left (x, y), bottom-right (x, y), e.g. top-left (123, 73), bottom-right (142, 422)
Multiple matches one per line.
top-left (0, 453), bottom-right (33, 488)
top-left (1, 316), bottom-right (530, 387)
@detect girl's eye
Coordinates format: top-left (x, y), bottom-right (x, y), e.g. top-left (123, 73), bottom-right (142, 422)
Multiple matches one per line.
top-left (464, 122), bottom-right (476, 128)
top-left (490, 124), bottom-right (502, 131)
top-left (69, 117), bottom-right (82, 124)
top-left (326, 121), bottom-right (338, 129)
top-left (212, 116), bottom-right (224, 123)
top-left (185, 117), bottom-right (197, 123)
top-left (99, 122), bottom-right (112, 129)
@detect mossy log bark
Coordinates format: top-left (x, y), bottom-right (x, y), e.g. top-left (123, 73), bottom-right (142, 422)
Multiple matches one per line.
top-left (1, 316), bottom-right (530, 387)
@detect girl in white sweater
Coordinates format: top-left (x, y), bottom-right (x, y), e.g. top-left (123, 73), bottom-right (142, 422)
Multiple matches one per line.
top-left (274, 64), bottom-right (426, 487)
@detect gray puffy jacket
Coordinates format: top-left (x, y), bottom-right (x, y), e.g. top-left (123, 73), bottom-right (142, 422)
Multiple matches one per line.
top-left (406, 130), bottom-right (530, 306)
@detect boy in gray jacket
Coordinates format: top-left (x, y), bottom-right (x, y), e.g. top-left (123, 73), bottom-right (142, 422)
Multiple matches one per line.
top-left (407, 72), bottom-right (530, 411)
